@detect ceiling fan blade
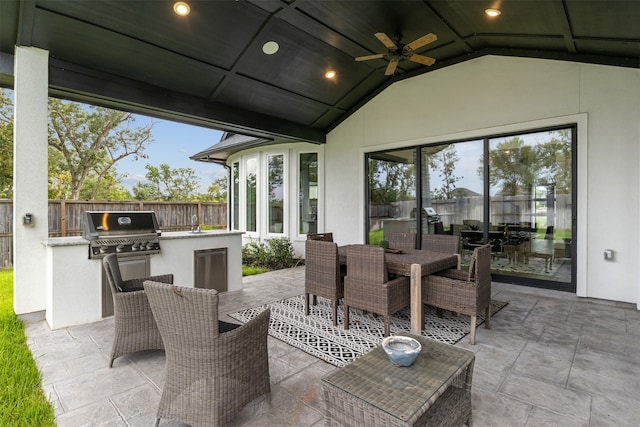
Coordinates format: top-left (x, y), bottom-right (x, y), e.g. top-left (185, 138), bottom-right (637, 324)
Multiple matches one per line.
top-left (355, 53), bottom-right (386, 62)
top-left (375, 32), bottom-right (397, 50)
top-left (385, 59), bottom-right (399, 76)
top-left (407, 53), bottom-right (436, 66)
top-left (404, 33), bottom-right (437, 52)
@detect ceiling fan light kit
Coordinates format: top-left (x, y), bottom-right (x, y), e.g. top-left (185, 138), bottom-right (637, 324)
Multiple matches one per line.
top-left (355, 32), bottom-right (438, 76)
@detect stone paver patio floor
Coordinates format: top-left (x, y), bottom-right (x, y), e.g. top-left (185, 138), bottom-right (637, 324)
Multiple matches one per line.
top-left (22, 266), bottom-right (640, 426)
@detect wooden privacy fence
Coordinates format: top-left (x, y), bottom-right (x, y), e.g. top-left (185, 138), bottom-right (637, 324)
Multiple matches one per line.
top-left (0, 199), bottom-right (227, 268)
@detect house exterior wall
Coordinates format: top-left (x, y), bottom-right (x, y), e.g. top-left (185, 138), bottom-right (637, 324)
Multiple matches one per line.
top-left (325, 55), bottom-right (640, 306)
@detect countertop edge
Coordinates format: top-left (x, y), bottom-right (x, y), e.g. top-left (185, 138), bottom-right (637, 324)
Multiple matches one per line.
top-left (43, 230), bottom-right (245, 246)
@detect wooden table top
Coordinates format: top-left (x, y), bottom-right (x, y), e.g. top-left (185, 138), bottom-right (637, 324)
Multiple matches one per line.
top-left (338, 246), bottom-right (458, 277)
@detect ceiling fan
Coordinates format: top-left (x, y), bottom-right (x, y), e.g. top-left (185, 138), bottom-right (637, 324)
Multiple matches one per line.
top-left (356, 32), bottom-right (438, 76)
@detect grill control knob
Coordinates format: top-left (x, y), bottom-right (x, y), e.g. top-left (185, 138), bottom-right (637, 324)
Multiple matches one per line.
top-left (146, 242), bottom-right (155, 250)
top-left (99, 245), bottom-right (109, 254)
top-left (131, 243), bottom-right (140, 251)
top-left (116, 244), bottom-right (125, 253)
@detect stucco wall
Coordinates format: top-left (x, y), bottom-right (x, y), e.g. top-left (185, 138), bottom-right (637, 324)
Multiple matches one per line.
top-left (325, 55), bottom-right (640, 305)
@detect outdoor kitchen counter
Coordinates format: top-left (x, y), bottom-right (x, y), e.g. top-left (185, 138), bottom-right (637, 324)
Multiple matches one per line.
top-left (43, 230), bottom-right (244, 329)
top-left (160, 230), bottom-right (244, 239)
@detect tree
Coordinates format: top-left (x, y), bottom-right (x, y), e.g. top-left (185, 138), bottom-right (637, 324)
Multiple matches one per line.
top-left (431, 145), bottom-right (462, 200)
top-left (484, 132), bottom-right (572, 197)
top-left (0, 89), bottom-right (13, 198)
top-left (485, 137), bottom-right (539, 196)
top-left (133, 163), bottom-right (200, 201)
top-left (200, 177), bottom-right (228, 202)
top-left (535, 129), bottom-right (572, 194)
top-left (368, 158), bottom-right (415, 203)
top-left (48, 98), bottom-right (153, 199)
top-left (79, 173), bottom-right (132, 200)
top-left (131, 182), bottom-right (159, 201)
top-left (48, 147), bottom-right (72, 199)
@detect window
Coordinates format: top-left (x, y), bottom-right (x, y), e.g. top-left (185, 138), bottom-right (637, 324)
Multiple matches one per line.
top-left (267, 154), bottom-right (284, 233)
top-left (229, 147), bottom-right (319, 240)
top-left (245, 157), bottom-right (257, 232)
top-left (299, 153), bottom-right (318, 234)
top-left (232, 162), bottom-right (239, 230)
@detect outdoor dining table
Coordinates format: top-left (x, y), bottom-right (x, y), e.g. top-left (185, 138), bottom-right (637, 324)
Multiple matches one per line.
top-left (338, 246), bottom-right (459, 333)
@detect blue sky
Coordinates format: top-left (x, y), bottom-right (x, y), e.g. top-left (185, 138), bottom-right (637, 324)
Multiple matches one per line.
top-left (118, 114), bottom-right (227, 192)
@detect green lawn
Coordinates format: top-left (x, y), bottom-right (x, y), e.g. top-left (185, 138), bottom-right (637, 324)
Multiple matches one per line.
top-left (0, 269), bottom-right (56, 426)
top-left (242, 265), bottom-right (270, 276)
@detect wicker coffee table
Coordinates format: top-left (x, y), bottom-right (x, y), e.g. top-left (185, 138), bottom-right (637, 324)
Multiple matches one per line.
top-left (321, 334), bottom-right (475, 427)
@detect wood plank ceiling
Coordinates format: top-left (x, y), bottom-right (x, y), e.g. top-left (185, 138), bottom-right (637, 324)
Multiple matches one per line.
top-left (1, 0), bottom-right (638, 144)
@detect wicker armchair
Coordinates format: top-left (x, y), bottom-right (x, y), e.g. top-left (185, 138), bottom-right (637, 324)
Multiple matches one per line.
top-left (422, 234), bottom-right (461, 268)
top-left (384, 232), bottom-right (416, 250)
top-left (422, 244), bottom-right (492, 344)
top-left (144, 281), bottom-right (271, 427)
top-left (102, 253), bottom-right (173, 367)
top-left (343, 245), bottom-right (410, 337)
top-left (305, 239), bottom-right (345, 326)
top-left (307, 232), bottom-right (334, 242)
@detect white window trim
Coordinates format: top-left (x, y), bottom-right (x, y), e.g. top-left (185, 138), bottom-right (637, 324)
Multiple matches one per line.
top-left (264, 151), bottom-right (288, 237)
top-left (295, 149), bottom-right (323, 240)
top-left (243, 154), bottom-right (260, 238)
top-left (231, 161), bottom-right (240, 231)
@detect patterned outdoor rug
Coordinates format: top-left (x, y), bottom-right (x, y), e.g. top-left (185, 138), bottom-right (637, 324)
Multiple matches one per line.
top-left (229, 295), bottom-right (507, 367)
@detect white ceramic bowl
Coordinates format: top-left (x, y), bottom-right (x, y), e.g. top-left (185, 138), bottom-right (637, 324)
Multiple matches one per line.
top-left (381, 336), bottom-right (422, 366)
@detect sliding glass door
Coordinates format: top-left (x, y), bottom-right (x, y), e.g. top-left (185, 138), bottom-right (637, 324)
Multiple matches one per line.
top-left (367, 149), bottom-right (416, 245)
top-left (366, 126), bottom-right (574, 291)
top-left (421, 141), bottom-right (484, 252)
top-left (488, 129), bottom-right (573, 287)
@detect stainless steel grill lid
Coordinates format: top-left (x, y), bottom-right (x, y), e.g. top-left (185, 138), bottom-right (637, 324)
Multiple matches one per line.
top-left (83, 211), bottom-right (161, 258)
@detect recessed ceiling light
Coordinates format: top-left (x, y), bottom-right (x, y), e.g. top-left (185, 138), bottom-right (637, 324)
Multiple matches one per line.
top-left (485, 8), bottom-right (501, 17)
top-left (173, 2), bottom-right (190, 16)
top-left (262, 41), bottom-right (279, 55)
top-left (325, 70), bottom-right (336, 79)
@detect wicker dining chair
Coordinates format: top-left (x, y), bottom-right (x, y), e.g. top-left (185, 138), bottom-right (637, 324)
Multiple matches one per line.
top-left (305, 239), bottom-right (345, 326)
top-left (422, 243), bottom-right (492, 344)
top-left (144, 281), bottom-right (271, 427)
top-left (384, 232), bottom-right (417, 250)
top-left (307, 232), bottom-right (334, 242)
top-left (343, 244), bottom-right (410, 337)
top-left (102, 253), bottom-right (174, 368)
top-left (422, 234), bottom-right (461, 268)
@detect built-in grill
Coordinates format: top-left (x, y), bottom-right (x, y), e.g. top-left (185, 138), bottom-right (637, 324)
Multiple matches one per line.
top-left (83, 211), bottom-right (162, 259)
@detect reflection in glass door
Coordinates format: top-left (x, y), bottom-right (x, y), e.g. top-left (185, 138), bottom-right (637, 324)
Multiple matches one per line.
top-left (422, 141), bottom-right (484, 257)
top-left (366, 149), bottom-right (416, 246)
top-left (488, 129), bottom-right (573, 287)
top-left (366, 126), bottom-right (574, 291)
